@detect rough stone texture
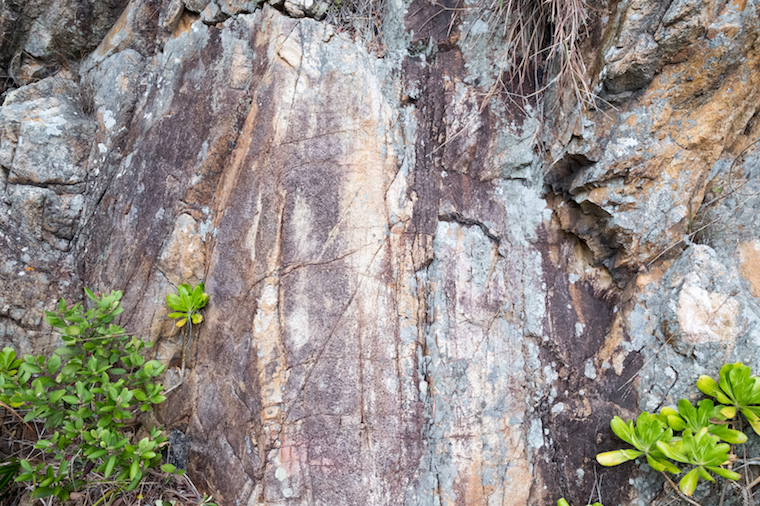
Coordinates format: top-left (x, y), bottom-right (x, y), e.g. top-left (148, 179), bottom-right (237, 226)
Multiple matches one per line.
top-left (548, 0), bottom-right (760, 279)
top-left (1, 0), bottom-right (760, 505)
top-left (0, 75), bottom-right (93, 356)
top-left (0, 0), bottom-right (131, 91)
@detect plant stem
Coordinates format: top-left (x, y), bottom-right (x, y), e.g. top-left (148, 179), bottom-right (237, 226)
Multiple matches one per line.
top-left (660, 472), bottom-right (704, 506)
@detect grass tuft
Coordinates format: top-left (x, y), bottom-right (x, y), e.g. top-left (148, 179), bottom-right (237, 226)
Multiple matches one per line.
top-left (325, 0), bottom-right (387, 49)
top-left (482, 0), bottom-right (593, 108)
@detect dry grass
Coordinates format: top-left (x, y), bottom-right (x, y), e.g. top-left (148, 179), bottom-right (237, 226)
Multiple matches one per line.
top-left (322, 0), bottom-right (593, 107)
top-left (324, 0), bottom-right (387, 48)
top-left (478, 0), bottom-right (594, 108)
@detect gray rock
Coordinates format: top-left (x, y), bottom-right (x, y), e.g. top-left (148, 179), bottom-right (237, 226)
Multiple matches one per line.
top-left (185, 0), bottom-right (212, 13)
top-left (1, 82), bottom-right (96, 186)
top-left (1, 0), bottom-right (760, 505)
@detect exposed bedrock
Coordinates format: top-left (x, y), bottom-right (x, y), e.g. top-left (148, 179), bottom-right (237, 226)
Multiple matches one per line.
top-left (1, 0), bottom-right (759, 505)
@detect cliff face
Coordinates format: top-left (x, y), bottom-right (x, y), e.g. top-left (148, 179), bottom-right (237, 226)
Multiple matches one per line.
top-left (1, 0), bottom-right (760, 504)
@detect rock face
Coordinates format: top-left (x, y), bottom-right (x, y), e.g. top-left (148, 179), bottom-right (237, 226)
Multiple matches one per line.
top-left (1, 0), bottom-right (760, 505)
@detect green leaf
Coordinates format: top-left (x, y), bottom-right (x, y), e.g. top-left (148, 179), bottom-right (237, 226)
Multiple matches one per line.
top-left (710, 425), bottom-right (747, 445)
top-left (708, 466), bottom-right (741, 481)
top-left (127, 471), bottom-right (143, 491)
top-left (19, 362), bottom-right (40, 375)
top-left (45, 315), bottom-right (67, 329)
top-left (161, 463), bottom-right (177, 473)
top-left (742, 408), bottom-right (760, 435)
top-left (609, 417), bottom-right (635, 446)
top-left (655, 440), bottom-right (685, 462)
top-left (679, 468), bottom-right (700, 496)
top-left (166, 294), bottom-right (186, 312)
top-left (697, 376), bottom-right (721, 398)
top-left (46, 354), bottom-right (61, 375)
top-left (87, 449), bottom-right (108, 460)
top-left (596, 449), bottom-right (641, 466)
top-left (646, 454), bottom-right (680, 474)
top-left (31, 487), bottom-right (55, 499)
top-left (130, 460), bottom-right (139, 481)
top-left (150, 394), bottom-right (167, 404)
top-left (191, 313), bottom-right (203, 324)
top-left (104, 455), bottom-right (117, 478)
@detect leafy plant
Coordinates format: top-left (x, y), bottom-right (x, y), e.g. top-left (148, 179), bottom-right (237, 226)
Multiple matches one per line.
top-left (165, 283), bottom-right (208, 383)
top-left (660, 399), bottom-right (747, 445)
top-left (0, 289), bottom-right (170, 501)
top-left (596, 412), bottom-right (680, 473)
top-left (697, 362), bottom-right (760, 434)
top-left (596, 362), bottom-right (760, 498)
top-left (656, 428), bottom-right (740, 496)
top-left (166, 283), bottom-right (209, 328)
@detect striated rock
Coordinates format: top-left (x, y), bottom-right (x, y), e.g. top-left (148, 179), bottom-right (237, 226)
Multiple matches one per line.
top-left (0, 0), bottom-right (759, 504)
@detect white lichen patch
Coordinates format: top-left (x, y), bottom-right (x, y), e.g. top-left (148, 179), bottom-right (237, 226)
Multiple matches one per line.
top-left (675, 274), bottom-right (740, 345)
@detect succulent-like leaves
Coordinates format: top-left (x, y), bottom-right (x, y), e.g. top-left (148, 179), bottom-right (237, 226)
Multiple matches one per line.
top-left (697, 363), bottom-right (760, 435)
top-left (661, 399), bottom-right (747, 445)
top-left (557, 499), bottom-right (604, 506)
top-left (697, 376), bottom-right (731, 404)
top-left (596, 449), bottom-right (642, 466)
top-left (597, 412), bottom-right (677, 472)
top-left (657, 428), bottom-right (739, 496)
top-left (679, 468), bottom-right (700, 497)
top-left (166, 283), bottom-right (208, 330)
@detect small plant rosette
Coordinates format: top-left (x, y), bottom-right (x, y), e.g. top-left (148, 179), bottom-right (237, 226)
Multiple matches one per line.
top-left (596, 412), bottom-right (680, 474)
top-left (697, 362), bottom-right (760, 435)
top-left (166, 283), bottom-right (209, 328)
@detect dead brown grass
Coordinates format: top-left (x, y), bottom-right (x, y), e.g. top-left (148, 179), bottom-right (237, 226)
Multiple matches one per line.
top-left (483, 0), bottom-right (593, 108)
top-left (325, 0), bottom-right (386, 49)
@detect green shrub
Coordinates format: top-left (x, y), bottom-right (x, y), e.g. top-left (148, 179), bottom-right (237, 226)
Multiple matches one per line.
top-left (0, 289), bottom-right (169, 501)
top-left (597, 362), bottom-right (760, 498)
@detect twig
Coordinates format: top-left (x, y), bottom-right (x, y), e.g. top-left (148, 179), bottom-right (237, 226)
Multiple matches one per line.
top-left (661, 472), bottom-right (704, 506)
top-left (0, 401), bottom-right (34, 433)
top-left (646, 191), bottom-right (760, 268)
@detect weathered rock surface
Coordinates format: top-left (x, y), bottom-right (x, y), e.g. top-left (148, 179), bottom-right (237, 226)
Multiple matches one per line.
top-left (1, 0), bottom-right (760, 504)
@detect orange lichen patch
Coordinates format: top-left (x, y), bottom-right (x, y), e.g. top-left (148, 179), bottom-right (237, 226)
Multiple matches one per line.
top-left (567, 283), bottom-right (587, 327)
top-left (635, 265), bottom-right (664, 290)
top-left (25, 266), bottom-right (34, 272)
top-left (733, 0), bottom-right (747, 10)
top-left (173, 11), bottom-right (199, 38)
top-left (504, 460), bottom-right (532, 506)
top-left (738, 241), bottom-right (760, 298)
top-left (97, 1), bottom-right (132, 56)
top-left (586, 186), bottom-right (610, 207)
top-left (463, 458), bottom-right (486, 506)
top-left (596, 313), bottom-right (626, 369)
